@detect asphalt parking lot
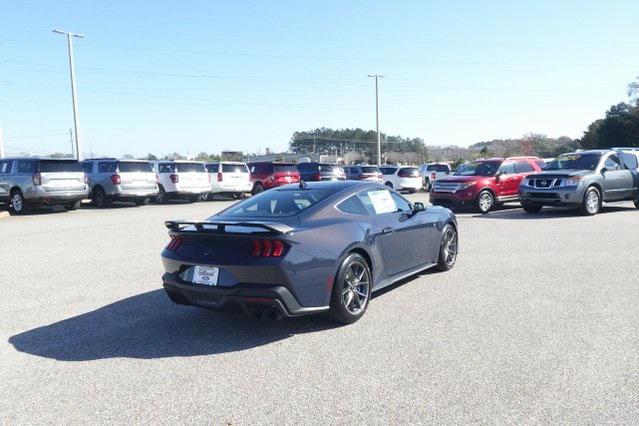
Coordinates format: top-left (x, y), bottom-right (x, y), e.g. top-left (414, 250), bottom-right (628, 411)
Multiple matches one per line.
top-left (1, 195), bottom-right (637, 423)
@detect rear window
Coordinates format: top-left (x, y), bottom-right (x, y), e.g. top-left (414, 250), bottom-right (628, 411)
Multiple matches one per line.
top-left (222, 163), bottom-right (249, 173)
top-left (360, 166), bottom-right (380, 174)
top-left (318, 164), bottom-right (341, 172)
top-left (37, 160), bottom-right (82, 172)
top-left (399, 167), bottom-right (420, 176)
top-left (221, 188), bottom-right (333, 217)
top-left (118, 161), bottom-right (153, 173)
top-left (273, 164), bottom-right (298, 173)
top-left (177, 163), bottom-right (206, 173)
top-left (427, 164), bottom-right (449, 172)
top-left (158, 163), bottom-right (176, 173)
top-left (379, 167), bottom-right (397, 175)
top-left (205, 164), bottom-right (219, 173)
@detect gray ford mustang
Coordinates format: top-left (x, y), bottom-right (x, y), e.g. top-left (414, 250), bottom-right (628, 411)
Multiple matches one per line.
top-left (161, 180), bottom-right (458, 323)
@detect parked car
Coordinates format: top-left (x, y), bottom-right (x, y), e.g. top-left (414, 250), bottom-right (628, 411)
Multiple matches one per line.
top-left (519, 149), bottom-right (639, 215)
top-left (344, 165), bottom-right (383, 183)
top-left (0, 157), bottom-right (88, 214)
top-left (420, 163), bottom-right (452, 191)
top-left (430, 156), bottom-right (543, 214)
top-left (151, 160), bottom-right (210, 203)
top-left (379, 165), bottom-right (422, 193)
top-left (82, 158), bottom-right (158, 207)
top-left (205, 162), bottom-right (252, 199)
top-left (247, 162), bottom-right (300, 194)
top-left (161, 181), bottom-right (458, 324)
top-left (297, 162), bottom-right (346, 181)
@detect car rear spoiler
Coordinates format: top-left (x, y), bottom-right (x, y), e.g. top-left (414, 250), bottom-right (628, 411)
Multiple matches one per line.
top-left (164, 220), bottom-right (294, 235)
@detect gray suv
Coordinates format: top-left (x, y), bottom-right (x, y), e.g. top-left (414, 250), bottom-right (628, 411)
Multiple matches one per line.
top-left (82, 158), bottom-right (158, 207)
top-left (519, 149), bottom-right (639, 215)
top-left (0, 157), bottom-right (88, 214)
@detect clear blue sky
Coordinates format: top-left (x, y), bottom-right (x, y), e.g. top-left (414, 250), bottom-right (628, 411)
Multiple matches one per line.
top-left (2, 0), bottom-right (638, 158)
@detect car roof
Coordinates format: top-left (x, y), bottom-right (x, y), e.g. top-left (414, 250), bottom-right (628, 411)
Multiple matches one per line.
top-left (1, 157), bottom-right (78, 161)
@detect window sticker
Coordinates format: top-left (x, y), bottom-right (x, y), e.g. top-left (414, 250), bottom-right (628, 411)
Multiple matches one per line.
top-left (368, 190), bottom-right (396, 214)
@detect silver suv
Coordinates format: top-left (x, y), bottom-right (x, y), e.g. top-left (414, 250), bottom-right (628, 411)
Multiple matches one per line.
top-left (82, 158), bottom-right (158, 207)
top-left (0, 157), bottom-right (88, 214)
top-left (519, 148), bottom-right (639, 215)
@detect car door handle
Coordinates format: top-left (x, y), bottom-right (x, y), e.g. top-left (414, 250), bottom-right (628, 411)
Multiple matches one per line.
top-left (382, 227), bottom-right (394, 234)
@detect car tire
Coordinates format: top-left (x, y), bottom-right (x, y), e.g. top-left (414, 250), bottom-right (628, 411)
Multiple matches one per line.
top-left (579, 186), bottom-right (601, 216)
top-left (187, 194), bottom-right (200, 203)
top-left (65, 200), bottom-right (81, 211)
top-left (328, 253), bottom-right (372, 324)
top-left (135, 197), bottom-right (150, 206)
top-left (522, 203), bottom-right (542, 214)
top-left (434, 224), bottom-right (458, 272)
top-left (634, 200), bottom-right (639, 209)
top-left (93, 187), bottom-right (109, 208)
top-left (9, 189), bottom-right (29, 214)
top-left (252, 182), bottom-right (264, 195)
top-left (408, 188), bottom-right (416, 194)
top-left (385, 181), bottom-right (393, 189)
top-left (475, 190), bottom-right (494, 214)
top-left (155, 185), bottom-right (167, 204)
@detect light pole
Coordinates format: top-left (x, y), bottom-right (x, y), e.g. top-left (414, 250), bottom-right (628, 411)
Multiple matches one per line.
top-left (53, 29), bottom-right (84, 160)
top-left (368, 74), bottom-right (384, 165)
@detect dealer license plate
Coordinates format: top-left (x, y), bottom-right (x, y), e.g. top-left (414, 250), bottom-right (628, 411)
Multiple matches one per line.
top-left (192, 266), bottom-right (219, 286)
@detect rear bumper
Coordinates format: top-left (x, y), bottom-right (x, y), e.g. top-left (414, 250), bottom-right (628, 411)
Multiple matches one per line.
top-left (210, 183), bottom-right (253, 193)
top-left (112, 188), bottom-right (158, 199)
top-left (162, 272), bottom-right (328, 317)
top-left (24, 189), bottom-right (88, 204)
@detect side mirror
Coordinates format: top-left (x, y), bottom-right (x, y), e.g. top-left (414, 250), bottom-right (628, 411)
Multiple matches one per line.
top-left (413, 202), bottom-right (426, 213)
top-left (600, 167), bottom-right (606, 174)
top-left (495, 172), bottom-right (502, 181)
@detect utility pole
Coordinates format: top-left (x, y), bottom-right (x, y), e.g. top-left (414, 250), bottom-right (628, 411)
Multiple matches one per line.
top-left (368, 74), bottom-right (385, 165)
top-left (69, 128), bottom-right (74, 158)
top-left (53, 29), bottom-right (84, 160)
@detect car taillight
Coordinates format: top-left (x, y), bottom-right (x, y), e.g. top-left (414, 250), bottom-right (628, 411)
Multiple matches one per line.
top-left (217, 172), bottom-right (223, 182)
top-left (155, 174), bottom-right (160, 183)
top-left (251, 239), bottom-right (286, 257)
top-left (111, 174), bottom-right (121, 185)
top-left (312, 173), bottom-right (321, 181)
top-left (32, 172), bottom-right (42, 186)
top-left (170, 174), bottom-right (179, 184)
top-left (431, 172), bottom-right (436, 180)
top-left (166, 235), bottom-right (184, 252)
top-left (84, 173), bottom-right (88, 184)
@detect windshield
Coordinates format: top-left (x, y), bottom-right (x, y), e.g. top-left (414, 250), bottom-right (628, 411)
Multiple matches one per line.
top-left (37, 160), bottom-right (83, 172)
top-left (543, 153), bottom-right (601, 171)
top-left (177, 162), bottom-right (206, 173)
top-left (455, 161), bottom-right (501, 176)
top-left (118, 161), bottom-right (153, 173)
top-left (220, 188), bottom-right (333, 217)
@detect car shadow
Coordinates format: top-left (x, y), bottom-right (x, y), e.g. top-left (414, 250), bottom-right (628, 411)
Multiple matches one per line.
top-left (473, 205), bottom-right (635, 220)
top-left (8, 290), bottom-right (339, 361)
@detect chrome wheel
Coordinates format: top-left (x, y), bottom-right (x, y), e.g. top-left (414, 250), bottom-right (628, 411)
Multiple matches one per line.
top-left (12, 193), bottom-right (23, 213)
top-left (441, 227), bottom-right (458, 268)
top-left (341, 260), bottom-right (370, 315)
top-left (586, 190), bottom-right (599, 214)
top-left (478, 191), bottom-right (493, 213)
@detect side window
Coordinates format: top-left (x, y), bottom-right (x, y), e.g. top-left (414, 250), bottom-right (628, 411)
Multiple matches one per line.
top-left (605, 155), bottom-right (621, 171)
top-left (498, 163), bottom-right (515, 175)
top-left (390, 192), bottom-right (412, 212)
top-left (98, 162), bottom-right (116, 173)
top-left (17, 161), bottom-right (35, 173)
top-left (0, 160), bottom-right (11, 174)
top-left (336, 195), bottom-right (369, 216)
top-left (620, 153), bottom-right (638, 170)
top-left (514, 161), bottom-right (534, 173)
top-left (358, 189), bottom-right (398, 215)
top-left (82, 162), bottom-right (93, 173)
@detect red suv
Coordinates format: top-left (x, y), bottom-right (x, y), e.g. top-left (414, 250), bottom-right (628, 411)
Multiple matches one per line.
top-left (429, 156), bottom-right (543, 213)
top-left (248, 162), bottom-right (301, 194)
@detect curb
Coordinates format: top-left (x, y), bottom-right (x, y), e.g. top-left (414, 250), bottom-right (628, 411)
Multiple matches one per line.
top-left (0, 211), bottom-right (9, 220)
